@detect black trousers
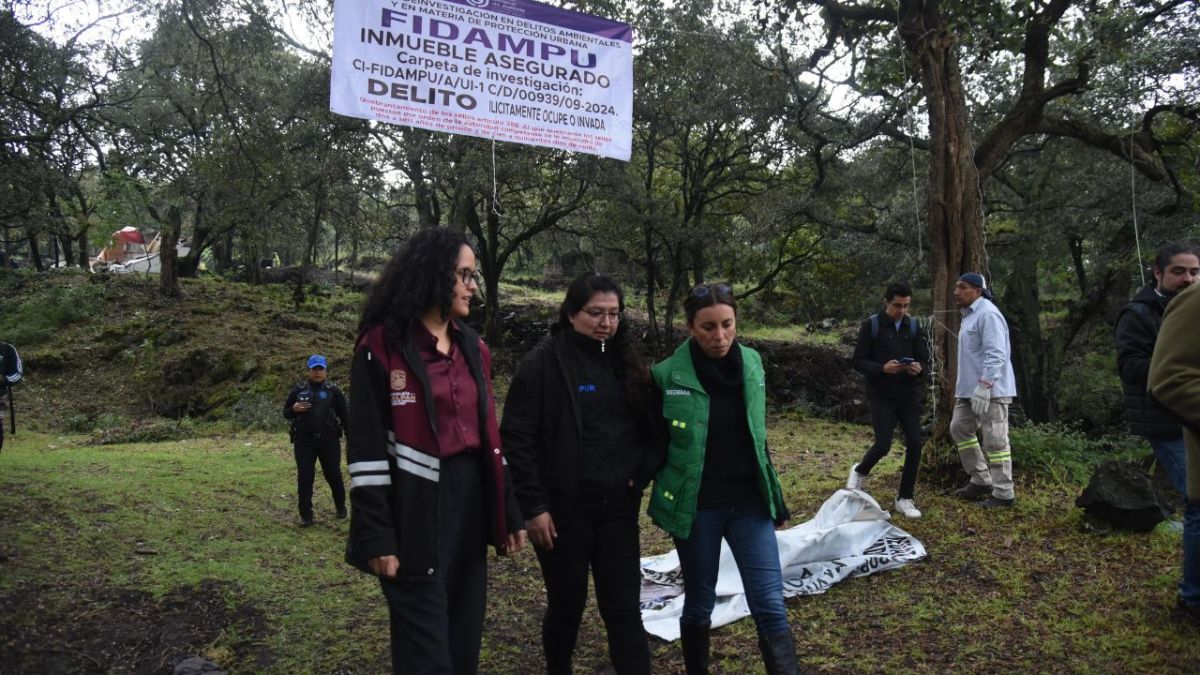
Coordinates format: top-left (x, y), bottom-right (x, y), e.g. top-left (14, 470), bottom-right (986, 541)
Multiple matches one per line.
top-left (535, 491), bottom-right (650, 675)
top-left (857, 396), bottom-right (924, 499)
top-left (293, 434), bottom-right (346, 520)
top-left (379, 452), bottom-right (487, 675)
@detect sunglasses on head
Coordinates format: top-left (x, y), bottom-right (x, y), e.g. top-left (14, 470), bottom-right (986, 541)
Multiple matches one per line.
top-left (690, 283), bottom-right (733, 299)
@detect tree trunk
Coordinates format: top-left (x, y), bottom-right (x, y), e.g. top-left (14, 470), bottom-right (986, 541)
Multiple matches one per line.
top-left (77, 231), bottom-right (89, 270)
top-left (1004, 252), bottom-right (1053, 423)
top-left (899, 1), bottom-right (986, 463)
top-left (27, 228), bottom-right (44, 271)
top-left (643, 221), bottom-right (661, 356)
top-left (178, 202), bottom-right (205, 278)
top-left (295, 184), bottom-right (325, 309)
top-left (58, 234), bottom-right (75, 267)
top-left (160, 206), bottom-right (182, 298)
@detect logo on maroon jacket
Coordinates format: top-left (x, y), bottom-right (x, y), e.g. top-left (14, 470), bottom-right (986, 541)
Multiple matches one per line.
top-left (390, 369), bottom-right (406, 390)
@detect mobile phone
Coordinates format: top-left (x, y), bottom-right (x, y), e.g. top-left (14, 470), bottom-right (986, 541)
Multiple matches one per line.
top-left (898, 357), bottom-right (915, 364)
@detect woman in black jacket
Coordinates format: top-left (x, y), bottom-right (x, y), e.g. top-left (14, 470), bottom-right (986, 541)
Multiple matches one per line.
top-left (346, 229), bottom-right (525, 674)
top-left (501, 272), bottom-right (663, 675)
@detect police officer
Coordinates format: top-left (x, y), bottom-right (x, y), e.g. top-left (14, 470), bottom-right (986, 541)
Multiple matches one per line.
top-left (0, 341), bottom-right (22, 451)
top-left (283, 354), bottom-right (349, 526)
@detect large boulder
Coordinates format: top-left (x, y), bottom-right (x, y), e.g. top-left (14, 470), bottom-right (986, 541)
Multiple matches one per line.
top-left (1075, 460), bottom-right (1171, 532)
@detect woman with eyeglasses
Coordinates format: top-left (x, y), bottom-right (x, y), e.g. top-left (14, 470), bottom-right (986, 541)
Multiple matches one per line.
top-left (345, 228), bottom-right (526, 674)
top-left (501, 272), bottom-right (664, 674)
top-left (650, 283), bottom-right (799, 675)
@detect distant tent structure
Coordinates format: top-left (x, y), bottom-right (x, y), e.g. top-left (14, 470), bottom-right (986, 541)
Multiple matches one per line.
top-left (90, 227), bottom-right (190, 274)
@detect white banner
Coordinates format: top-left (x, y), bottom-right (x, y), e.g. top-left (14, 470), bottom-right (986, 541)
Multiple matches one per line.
top-left (330, 0), bottom-right (633, 160)
top-left (639, 489), bottom-right (928, 641)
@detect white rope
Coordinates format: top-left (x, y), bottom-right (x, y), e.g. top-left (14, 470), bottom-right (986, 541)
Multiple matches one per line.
top-left (894, 3), bottom-right (924, 263)
top-left (1130, 113), bottom-right (1146, 287)
top-left (490, 138), bottom-right (502, 216)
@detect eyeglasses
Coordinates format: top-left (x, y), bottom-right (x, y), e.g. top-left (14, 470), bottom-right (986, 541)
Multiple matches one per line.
top-left (457, 268), bottom-right (482, 288)
top-left (690, 283), bottom-right (732, 299)
top-left (582, 308), bottom-right (622, 323)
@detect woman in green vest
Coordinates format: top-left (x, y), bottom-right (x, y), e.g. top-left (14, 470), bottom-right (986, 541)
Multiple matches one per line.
top-left (649, 283), bottom-right (799, 675)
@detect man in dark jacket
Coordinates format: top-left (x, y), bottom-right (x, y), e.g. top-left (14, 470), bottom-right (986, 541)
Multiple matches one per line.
top-left (283, 354), bottom-right (349, 526)
top-left (1115, 242), bottom-right (1200, 500)
top-left (846, 283), bottom-right (930, 518)
top-left (0, 341), bottom-right (22, 451)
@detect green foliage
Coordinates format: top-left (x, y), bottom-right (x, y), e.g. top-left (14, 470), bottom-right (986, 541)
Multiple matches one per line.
top-left (0, 273), bottom-right (106, 346)
top-left (220, 392), bottom-right (284, 432)
top-left (1011, 422), bottom-right (1142, 485)
top-left (4, 423), bottom-right (1198, 673)
top-left (1056, 348), bottom-right (1124, 430)
top-left (88, 417), bottom-right (198, 445)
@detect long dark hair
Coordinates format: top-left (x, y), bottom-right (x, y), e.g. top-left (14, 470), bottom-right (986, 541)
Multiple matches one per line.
top-left (359, 228), bottom-right (469, 343)
top-left (554, 272), bottom-right (652, 405)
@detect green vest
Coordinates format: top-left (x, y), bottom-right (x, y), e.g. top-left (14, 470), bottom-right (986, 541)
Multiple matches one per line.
top-left (648, 340), bottom-right (786, 539)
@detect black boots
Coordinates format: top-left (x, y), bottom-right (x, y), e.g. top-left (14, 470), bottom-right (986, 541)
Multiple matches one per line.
top-left (758, 630), bottom-right (800, 675)
top-left (680, 621), bottom-right (799, 675)
top-left (679, 621), bottom-right (710, 675)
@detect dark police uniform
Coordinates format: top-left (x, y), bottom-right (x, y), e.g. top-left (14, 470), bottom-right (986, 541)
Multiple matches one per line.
top-left (0, 341), bottom-right (22, 451)
top-left (284, 379), bottom-right (350, 522)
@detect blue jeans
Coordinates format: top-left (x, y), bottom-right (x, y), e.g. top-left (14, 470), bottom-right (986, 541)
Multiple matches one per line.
top-left (1183, 500), bottom-right (1200, 606)
top-left (673, 498), bottom-right (790, 635)
top-left (1150, 436), bottom-right (1187, 498)
top-left (1149, 436), bottom-right (1200, 605)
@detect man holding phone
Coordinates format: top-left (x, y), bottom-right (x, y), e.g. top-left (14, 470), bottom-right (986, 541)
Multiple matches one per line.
top-left (846, 283), bottom-right (930, 518)
top-left (283, 354), bottom-right (350, 526)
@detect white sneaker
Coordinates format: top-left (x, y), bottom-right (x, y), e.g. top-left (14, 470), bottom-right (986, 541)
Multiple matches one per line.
top-left (846, 463), bottom-right (868, 490)
top-left (894, 498), bottom-right (922, 519)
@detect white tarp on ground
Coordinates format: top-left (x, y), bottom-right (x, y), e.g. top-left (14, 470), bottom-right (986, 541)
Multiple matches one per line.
top-left (639, 489), bottom-right (927, 641)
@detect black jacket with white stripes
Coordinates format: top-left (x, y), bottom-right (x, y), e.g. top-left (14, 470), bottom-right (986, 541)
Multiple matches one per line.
top-left (345, 320), bottom-right (522, 578)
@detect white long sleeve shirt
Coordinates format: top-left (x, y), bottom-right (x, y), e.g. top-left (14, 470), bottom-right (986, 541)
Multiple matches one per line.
top-left (955, 297), bottom-right (1017, 398)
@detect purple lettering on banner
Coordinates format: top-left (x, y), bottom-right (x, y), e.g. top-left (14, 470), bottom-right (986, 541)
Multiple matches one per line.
top-left (443, 0), bottom-right (633, 42)
top-left (331, 0), bottom-right (633, 160)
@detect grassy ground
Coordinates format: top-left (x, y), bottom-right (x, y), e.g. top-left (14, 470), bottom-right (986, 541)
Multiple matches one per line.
top-left (3, 418), bottom-right (1198, 674)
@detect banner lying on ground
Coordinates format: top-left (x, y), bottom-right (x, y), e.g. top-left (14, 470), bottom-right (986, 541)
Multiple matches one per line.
top-left (639, 489), bottom-right (927, 641)
top-left (330, 0), bottom-right (633, 160)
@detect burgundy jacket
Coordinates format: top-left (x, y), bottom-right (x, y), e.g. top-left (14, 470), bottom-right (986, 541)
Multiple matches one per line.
top-left (345, 319), bottom-right (522, 577)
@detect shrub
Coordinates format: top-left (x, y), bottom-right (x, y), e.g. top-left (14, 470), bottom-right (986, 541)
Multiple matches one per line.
top-left (223, 392), bottom-right (283, 432)
top-left (1012, 422), bottom-right (1142, 485)
top-left (0, 281), bottom-right (107, 347)
top-left (1057, 348), bottom-right (1123, 432)
top-left (89, 418), bottom-right (197, 445)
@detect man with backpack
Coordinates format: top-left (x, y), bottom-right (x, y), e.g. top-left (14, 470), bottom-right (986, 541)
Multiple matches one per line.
top-left (846, 283), bottom-right (930, 518)
top-left (283, 354), bottom-right (350, 527)
top-left (0, 341), bottom-right (22, 452)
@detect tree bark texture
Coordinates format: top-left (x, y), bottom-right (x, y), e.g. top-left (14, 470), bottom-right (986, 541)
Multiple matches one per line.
top-left (160, 206), bottom-right (181, 298)
top-left (899, 0), bottom-right (985, 458)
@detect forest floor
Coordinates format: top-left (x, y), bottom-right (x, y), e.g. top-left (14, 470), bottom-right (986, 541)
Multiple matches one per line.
top-left (2, 424), bottom-right (1197, 674)
top-left (2, 270), bottom-right (1197, 673)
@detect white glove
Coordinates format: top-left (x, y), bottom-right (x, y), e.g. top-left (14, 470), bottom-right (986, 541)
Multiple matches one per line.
top-left (970, 384), bottom-right (992, 417)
